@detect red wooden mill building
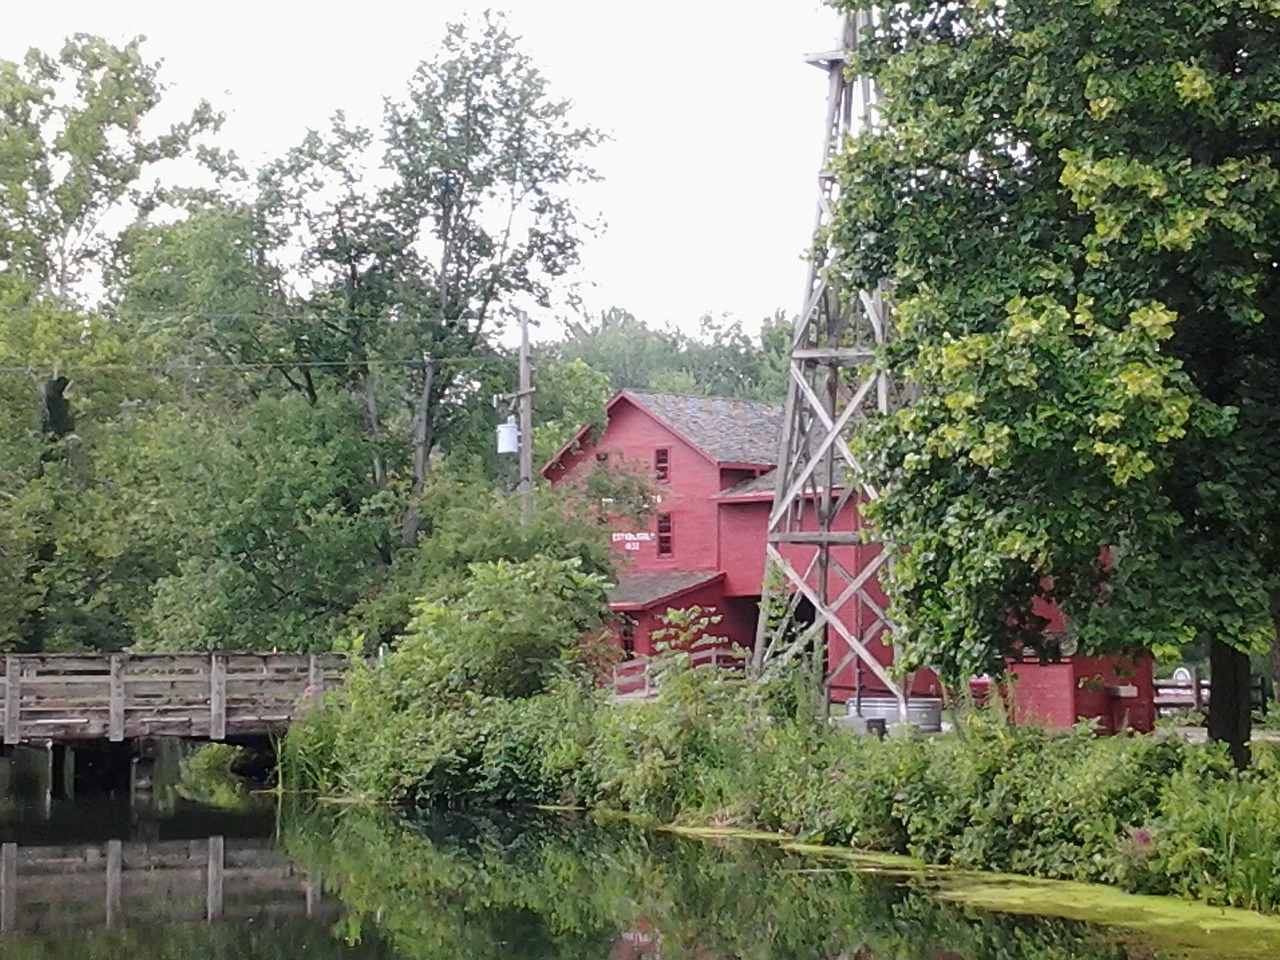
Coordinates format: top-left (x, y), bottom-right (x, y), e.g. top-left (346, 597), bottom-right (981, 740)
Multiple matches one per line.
top-left (544, 390), bottom-right (1155, 733)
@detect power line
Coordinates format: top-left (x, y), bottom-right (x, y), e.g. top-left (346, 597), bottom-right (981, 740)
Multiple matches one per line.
top-left (120, 312), bottom-right (450, 323)
top-left (0, 355), bottom-right (515, 375)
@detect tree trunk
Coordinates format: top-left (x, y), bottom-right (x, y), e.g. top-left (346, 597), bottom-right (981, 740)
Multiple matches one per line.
top-left (1208, 638), bottom-right (1251, 770)
top-left (39, 377), bottom-right (74, 441)
top-left (401, 360), bottom-right (435, 548)
top-left (21, 377), bottom-right (77, 652)
top-left (359, 373), bottom-right (387, 492)
top-left (1270, 590), bottom-right (1280, 708)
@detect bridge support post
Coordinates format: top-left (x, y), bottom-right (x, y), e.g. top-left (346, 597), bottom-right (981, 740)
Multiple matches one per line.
top-left (56, 743), bottom-right (75, 801)
top-left (4, 656), bottom-right (19, 746)
top-left (105, 839), bottom-right (122, 928)
top-left (207, 835), bottom-right (225, 922)
top-left (129, 753), bottom-right (156, 810)
top-left (308, 654), bottom-right (324, 706)
top-left (210, 655), bottom-right (227, 741)
top-left (306, 875), bottom-right (322, 918)
top-left (1, 842), bottom-right (14, 932)
top-left (108, 655), bottom-right (124, 742)
top-left (39, 741), bottom-right (52, 819)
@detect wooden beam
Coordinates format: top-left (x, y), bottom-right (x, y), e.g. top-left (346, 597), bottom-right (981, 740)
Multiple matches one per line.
top-left (4, 658), bottom-right (19, 746)
top-left (108, 656), bottom-right (124, 743)
top-left (105, 839), bottom-right (122, 928)
top-left (766, 551), bottom-right (904, 704)
top-left (210, 656), bottom-right (227, 741)
top-left (0, 842), bottom-right (15, 932)
top-left (790, 347), bottom-right (875, 363)
top-left (207, 835), bottom-right (225, 922)
top-left (768, 532), bottom-right (865, 545)
top-left (308, 654), bottom-right (324, 706)
top-left (767, 373), bottom-right (873, 528)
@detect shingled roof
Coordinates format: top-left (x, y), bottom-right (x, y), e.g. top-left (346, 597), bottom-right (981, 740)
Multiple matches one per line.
top-left (622, 391), bottom-right (783, 465)
top-left (716, 470), bottom-right (779, 499)
top-left (609, 571), bottom-right (724, 610)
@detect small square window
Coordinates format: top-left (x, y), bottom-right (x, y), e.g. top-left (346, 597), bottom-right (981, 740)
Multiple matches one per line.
top-left (656, 513), bottom-right (673, 557)
top-left (654, 448), bottom-right (670, 482)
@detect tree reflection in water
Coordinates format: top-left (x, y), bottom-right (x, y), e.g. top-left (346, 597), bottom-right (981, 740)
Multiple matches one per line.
top-left (283, 806), bottom-right (1146, 960)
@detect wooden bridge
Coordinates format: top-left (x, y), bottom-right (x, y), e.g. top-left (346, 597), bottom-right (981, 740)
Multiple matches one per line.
top-left (0, 835), bottom-right (327, 931)
top-left (0, 654), bottom-right (348, 745)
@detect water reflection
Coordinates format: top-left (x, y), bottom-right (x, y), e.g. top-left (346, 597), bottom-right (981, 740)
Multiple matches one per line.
top-left (284, 807), bottom-right (1169, 960)
top-left (0, 758), bottom-right (1273, 960)
top-left (0, 832), bottom-right (321, 931)
top-left (0, 744), bottom-right (396, 959)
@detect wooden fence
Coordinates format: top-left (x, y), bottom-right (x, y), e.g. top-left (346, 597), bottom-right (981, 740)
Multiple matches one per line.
top-left (0, 836), bottom-right (326, 931)
top-left (1154, 670), bottom-right (1271, 718)
top-left (0, 654), bottom-right (348, 745)
top-left (612, 647), bottom-right (744, 700)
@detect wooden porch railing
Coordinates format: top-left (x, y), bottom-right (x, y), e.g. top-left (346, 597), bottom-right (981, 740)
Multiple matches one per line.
top-left (611, 647), bottom-right (744, 700)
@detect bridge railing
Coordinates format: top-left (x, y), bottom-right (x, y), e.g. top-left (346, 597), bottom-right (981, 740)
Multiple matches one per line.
top-left (0, 654), bottom-right (348, 745)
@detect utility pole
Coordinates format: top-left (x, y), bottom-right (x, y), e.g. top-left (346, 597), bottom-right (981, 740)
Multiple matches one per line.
top-left (517, 308), bottom-right (535, 524)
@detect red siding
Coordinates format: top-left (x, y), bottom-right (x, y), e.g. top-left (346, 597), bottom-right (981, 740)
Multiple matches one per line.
top-left (547, 393), bottom-right (1152, 727)
top-left (1009, 653), bottom-right (1155, 734)
top-left (718, 500), bottom-right (770, 596)
top-left (548, 398), bottom-right (942, 692)
top-left (625, 582), bottom-right (737, 656)
top-left (550, 399), bottom-right (722, 573)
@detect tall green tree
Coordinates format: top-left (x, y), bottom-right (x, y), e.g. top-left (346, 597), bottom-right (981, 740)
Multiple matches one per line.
top-left (529, 356), bottom-right (611, 464)
top-left (834, 0), bottom-right (1280, 763)
top-left (120, 12), bottom-right (603, 546)
top-left (0, 35), bottom-right (218, 304)
top-left (548, 307), bottom-right (790, 401)
top-left (0, 34), bottom-right (218, 652)
top-left (0, 18), bottom-right (606, 655)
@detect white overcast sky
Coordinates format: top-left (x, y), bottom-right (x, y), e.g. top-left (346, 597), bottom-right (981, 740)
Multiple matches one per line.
top-left (4, 0), bottom-right (839, 338)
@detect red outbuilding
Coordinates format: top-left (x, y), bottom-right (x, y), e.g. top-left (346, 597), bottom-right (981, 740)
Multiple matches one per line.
top-left (544, 389), bottom-right (1154, 732)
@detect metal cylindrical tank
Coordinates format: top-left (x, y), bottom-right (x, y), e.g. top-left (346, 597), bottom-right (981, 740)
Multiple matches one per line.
top-left (496, 419), bottom-right (519, 455)
top-left (847, 696), bottom-right (944, 733)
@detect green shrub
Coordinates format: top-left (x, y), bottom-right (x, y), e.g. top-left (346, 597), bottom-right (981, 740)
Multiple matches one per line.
top-left (286, 558), bottom-right (1280, 915)
top-left (285, 555), bottom-right (610, 804)
top-left (1146, 748), bottom-right (1280, 911)
top-left (588, 642), bottom-right (762, 820)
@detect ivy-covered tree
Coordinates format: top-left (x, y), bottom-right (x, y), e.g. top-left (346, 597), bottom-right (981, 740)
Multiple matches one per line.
top-left (0, 35), bottom-right (218, 651)
top-left (834, 0), bottom-right (1280, 763)
top-left (0, 285), bottom-right (175, 652)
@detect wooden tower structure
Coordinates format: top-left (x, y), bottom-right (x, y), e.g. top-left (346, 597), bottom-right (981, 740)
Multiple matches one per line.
top-left (753, 9), bottom-right (906, 713)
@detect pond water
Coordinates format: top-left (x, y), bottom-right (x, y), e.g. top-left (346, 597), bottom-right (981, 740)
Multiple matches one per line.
top-left (0, 745), bottom-right (1278, 960)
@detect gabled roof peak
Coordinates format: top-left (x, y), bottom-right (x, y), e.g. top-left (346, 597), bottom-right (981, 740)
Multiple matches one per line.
top-left (618, 391), bottom-right (783, 466)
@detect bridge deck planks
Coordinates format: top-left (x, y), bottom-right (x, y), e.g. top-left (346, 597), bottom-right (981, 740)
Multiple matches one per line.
top-left (0, 654), bottom-right (348, 744)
